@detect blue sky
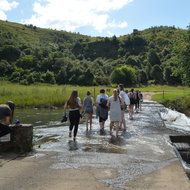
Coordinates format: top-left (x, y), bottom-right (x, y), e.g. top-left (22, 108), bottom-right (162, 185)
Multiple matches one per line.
top-left (0, 0), bottom-right (190, 37)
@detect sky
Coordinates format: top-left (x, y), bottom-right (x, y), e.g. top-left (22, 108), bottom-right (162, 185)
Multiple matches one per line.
top-left (0, 0), bottom-right (190, 37)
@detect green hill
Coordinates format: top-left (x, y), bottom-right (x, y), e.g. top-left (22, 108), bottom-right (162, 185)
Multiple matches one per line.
top-left (0, 20), bottom-right (187, 86)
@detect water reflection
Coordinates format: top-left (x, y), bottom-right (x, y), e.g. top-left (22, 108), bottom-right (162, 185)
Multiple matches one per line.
top-left (68, 140), bottom-right (79, 151)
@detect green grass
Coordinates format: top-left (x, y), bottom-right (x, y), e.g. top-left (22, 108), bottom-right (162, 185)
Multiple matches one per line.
top-left (152, 92), bottom-right (190, 115)
top-left (1, 82), bottom-right (190, 108)
top-left (152, 92), bottom-right (190, 102)
top-left (139, 85), bottom-right (190, 92)
top-left (0, 82), bottom-right (113, 107)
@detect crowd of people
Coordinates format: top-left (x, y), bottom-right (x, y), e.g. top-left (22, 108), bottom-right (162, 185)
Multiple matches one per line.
top-left (0, 84), bottom-right (143, 142)
top-left (64, 84), bottom-right (143, 141)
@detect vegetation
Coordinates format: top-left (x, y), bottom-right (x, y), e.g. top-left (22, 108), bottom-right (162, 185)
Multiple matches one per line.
top-left (1, 80), bottom-right (190, 107)
top-left (0, 20), bottom-right (190, 86)
top-left (0, 82), bottom-right (112, 107)
top-left (152, 92), bottom-right (190, 116)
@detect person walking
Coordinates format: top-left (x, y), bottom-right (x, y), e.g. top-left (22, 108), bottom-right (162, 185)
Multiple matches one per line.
top-left (135, 90), bottom-right (140, 112)
top-left (118, 84), bottom-right (130, 131)
top-left (83, 91), bottom-right (94, 131)
top-left (96, 89), bottom-right (109, 132)
top-left (107, 89), bottom-right (124, 137)
top-left (64, 90), bottom-right (82, 141)
top-left (128, 89), bottom-right (136, 119)
top-left (0, 101), bottom-right (15, 138)
top-left (139, 91), bottom-right (143, 111)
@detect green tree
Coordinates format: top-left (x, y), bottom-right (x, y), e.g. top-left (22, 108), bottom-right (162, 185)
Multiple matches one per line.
top-left (111, 65), bottom-right (137, 86)
top-left (175, 25), bottom-right (190, 85)
top-left (0, 60), bottom-right (14, 76)
top-left (0, 45), bottom-right (20, 62)
top-left (163, 66), bottom-right (174, 84)
top-left (16, 55), bottom-right (38, 70)
top-left (147, 49), bottom-right (161, 66)
top-left (42, 71), bottom-right (56, 84)
top-left (138, 70), bottom-right (147, 84)
top-left (151, 65), bottom-right (163, 84)
top-left (56, 67), bottom-right (67, 84)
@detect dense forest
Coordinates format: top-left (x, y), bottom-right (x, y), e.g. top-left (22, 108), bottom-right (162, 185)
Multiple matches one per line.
top-left (0, 20), bottom-right (190, 86)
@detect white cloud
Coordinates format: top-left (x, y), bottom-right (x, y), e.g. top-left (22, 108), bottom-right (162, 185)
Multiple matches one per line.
top-left (23, 0), bottom-right (133, 33)
top-left (0, 0), bottom-right (19, 20)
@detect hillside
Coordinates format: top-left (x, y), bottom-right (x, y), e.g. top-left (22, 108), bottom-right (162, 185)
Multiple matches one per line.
top-left (0, 20), bottom-right (187, 86)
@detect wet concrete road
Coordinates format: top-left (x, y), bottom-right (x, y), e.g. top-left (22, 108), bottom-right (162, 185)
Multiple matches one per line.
top-left (30, 100), bottom-right (183, 189)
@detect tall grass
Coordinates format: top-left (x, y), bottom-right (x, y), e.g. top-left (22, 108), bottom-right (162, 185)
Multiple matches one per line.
top-left (1, 81), bottom-right (190, 108)
top-left (0, 82), bottom-right (112, 107)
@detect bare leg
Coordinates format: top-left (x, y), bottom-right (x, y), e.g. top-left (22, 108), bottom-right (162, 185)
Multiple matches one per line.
top-left (140, 102), bottom-right (142, 111)
top-left (129, 105), bottom-right (134, 119)
top-left (122, 111), bottom-right (126, 130)
top-left (119, 111), bottom-right (123, 129)
top-left (102, 121), bottom-right (105, 129)
top-left (115, 122), bottom-right (119, 137)
top-left (86, 114), bottom-right (90, 130)
top-left (89, 114), bottom-right (92, 130)
top-left (110, 121), bottom-right (113, 135)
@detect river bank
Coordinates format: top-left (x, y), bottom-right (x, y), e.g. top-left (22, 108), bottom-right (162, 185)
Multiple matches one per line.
top-left (1, 100), bottom-right (190, 189)
top-left (1, 82), bottom-right (190, 108)
top-left (152, 93), bottom-right (190, 116)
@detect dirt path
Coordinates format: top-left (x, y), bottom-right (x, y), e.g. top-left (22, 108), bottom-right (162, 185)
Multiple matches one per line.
top-left (143, 91), bottom-right (160, 100)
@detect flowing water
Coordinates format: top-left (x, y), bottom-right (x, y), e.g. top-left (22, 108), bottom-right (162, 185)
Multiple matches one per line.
top-left (13, 100), bottom-right (190, 188)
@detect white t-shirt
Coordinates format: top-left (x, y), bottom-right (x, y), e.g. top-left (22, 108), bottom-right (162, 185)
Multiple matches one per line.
top-left (96, 94), bottom-right (109, 104)
top-left (119, 90), bottom-right (130, 105)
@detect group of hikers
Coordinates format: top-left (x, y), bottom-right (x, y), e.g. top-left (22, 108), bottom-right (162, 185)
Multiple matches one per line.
top-left (0, 84), bottom-right (143, 142)
top-left (64, 84), bottom-right (143, 141)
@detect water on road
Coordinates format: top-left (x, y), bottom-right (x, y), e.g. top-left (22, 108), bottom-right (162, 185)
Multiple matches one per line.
top-left (14, 100), bottom-right (187, 188)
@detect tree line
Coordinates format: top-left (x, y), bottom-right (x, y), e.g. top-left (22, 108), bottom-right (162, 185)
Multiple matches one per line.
top-left (0, 20), bottom-right (189, 86)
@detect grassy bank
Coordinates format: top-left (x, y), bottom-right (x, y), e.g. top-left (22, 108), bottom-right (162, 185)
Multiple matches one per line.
top-left (1, 81), bottom-right (190, 108)
top-left (0, 82), bottom-right (111, 108)
top-left (152, 92), bottom-right (190, 116)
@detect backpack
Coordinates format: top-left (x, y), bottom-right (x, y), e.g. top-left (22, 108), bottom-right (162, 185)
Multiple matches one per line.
top-left (99, 97), bottom-right (108, 109)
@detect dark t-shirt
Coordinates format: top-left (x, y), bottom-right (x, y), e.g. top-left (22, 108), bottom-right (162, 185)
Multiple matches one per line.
top-left (0, 104), bottom-right (11, 120)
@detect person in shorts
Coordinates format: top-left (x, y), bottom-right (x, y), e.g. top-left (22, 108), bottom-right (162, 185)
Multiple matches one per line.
top-left (83, 91), bottom-right (94, 130)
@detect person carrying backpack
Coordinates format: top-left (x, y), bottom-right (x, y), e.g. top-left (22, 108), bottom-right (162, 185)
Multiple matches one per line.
top-left (96, 89), bottom-right (109, 132)
top-left (128, 89), bottom-right (136, 119)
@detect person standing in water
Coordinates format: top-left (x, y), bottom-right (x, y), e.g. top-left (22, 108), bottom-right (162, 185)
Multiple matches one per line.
top-left (96, 89), bottom-right (109, 132)
top-left (128, 89), bottom-right (136, 119)
top-left (107, 89), bottom-right (124, 137)
top-left (64, 90), bottom-right (82, 141)
top-left (118, 84), bottom-right (130, 131)
top-left (139, 91), bottom-right (143, 111)
top-left (83, 91), bottom-right (94, 131)
top-left (135, 90), bottom-right (140, 113)
top-left (0, 101), bottom-right (15, 138)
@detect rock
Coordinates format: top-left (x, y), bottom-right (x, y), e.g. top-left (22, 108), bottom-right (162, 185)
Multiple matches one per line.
top-left (0, 124), bottom-right (33, 153)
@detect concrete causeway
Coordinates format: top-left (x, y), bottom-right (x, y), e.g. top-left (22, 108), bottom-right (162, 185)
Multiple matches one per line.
top-left (0, 100), bottom-right (190, 190)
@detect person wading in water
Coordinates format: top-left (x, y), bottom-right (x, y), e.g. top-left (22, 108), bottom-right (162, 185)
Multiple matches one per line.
top-left (118, 84), bottom-right (130, 131)
top-left (64, 90), bottom-right (82, 141)
top-left (107, 89), bottom-right (124, 137)
top-left (128, 89), bottom-right (136, 119)
top-left (96, 89), bottom-right (109, 133)
top-left (83, 91), bottom-right (94, 131)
